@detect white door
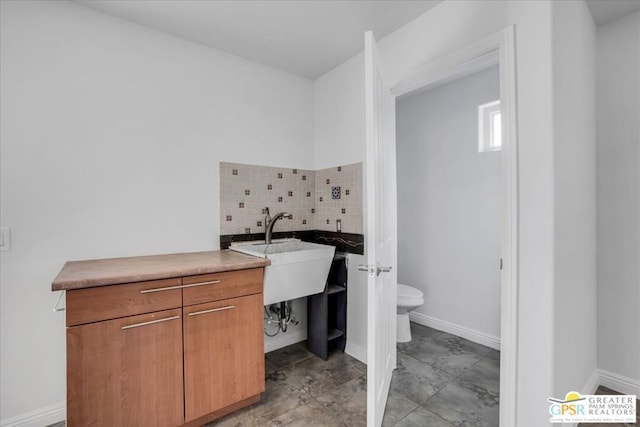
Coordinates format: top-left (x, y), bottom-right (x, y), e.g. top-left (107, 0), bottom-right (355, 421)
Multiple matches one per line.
top-left (362, 31), bottom-right (397, 427)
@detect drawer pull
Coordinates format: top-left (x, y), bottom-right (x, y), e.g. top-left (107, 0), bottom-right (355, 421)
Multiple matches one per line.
top-left (140, 280), bottom-right (221, 294)
top-left (181, 280), bottom-right (221, 289)
top-left (188, 305), bottom-right (235, 317)
top-left (121, 315), bottom-right (181, 330)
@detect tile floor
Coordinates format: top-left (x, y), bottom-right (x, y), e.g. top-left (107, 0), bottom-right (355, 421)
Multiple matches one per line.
top-left (47, 323), bottom-right (639, 427)
top-left (209, 322), bottom-right (500, 426)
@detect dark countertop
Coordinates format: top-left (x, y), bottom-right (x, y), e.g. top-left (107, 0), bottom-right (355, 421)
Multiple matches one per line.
top-left (51, 250), bottom-right (270, 291)
top-left (220, 230), bottom-right (364, 255)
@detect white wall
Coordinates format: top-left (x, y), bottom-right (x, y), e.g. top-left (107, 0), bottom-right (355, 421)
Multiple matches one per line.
top-left (0, 0), bottom-right (615, 423)
top-left (0, 0), bottom-right (313, 423)
top-left (313, 53), bottom-right (369, 362)
top-left (396, 66), bottom-right (502, 340)
top-left (313, 1), bottom-right (559, 425)
top-left (551, 0), bottom-right (598, 397)
top-left (596, 11), bottom-right (640, 383)
top-left (313, 53), bottom-right (366, 170)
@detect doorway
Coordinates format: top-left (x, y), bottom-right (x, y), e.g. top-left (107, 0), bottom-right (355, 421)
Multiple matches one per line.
top-left (391, 64), bottom-right (502, 425)
top-left (375, 26), bottom-right (519, 426)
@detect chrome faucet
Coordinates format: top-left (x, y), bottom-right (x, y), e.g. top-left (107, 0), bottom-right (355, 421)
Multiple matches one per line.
top-left (265, 210), bottom-right (292, 244)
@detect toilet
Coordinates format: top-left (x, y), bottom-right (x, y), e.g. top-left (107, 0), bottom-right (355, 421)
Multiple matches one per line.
top-left (397, 283), bottom-right (424, 343)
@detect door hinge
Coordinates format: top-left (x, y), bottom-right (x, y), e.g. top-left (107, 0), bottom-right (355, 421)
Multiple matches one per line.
top-left (500, 258), bottom-right (503, 270)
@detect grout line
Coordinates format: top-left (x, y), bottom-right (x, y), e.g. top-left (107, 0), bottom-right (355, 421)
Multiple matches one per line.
top-left (397, 323), bottom-right (501, 425)
top-left (388, 409), bottom-right (414, 427)
top-left (423, 407), bottom-right (458, 427)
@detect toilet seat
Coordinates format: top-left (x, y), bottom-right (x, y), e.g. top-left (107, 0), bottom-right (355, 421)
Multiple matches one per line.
top-left (397, 283), bottom-right (424, 306)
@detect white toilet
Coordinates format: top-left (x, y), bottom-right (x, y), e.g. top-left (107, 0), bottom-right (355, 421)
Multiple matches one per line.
top-left (397, 283), bottom-right (424, 343)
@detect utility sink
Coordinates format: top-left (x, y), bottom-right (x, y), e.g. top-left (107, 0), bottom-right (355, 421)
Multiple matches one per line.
top-left (230, 239), bottom-right (335, 305)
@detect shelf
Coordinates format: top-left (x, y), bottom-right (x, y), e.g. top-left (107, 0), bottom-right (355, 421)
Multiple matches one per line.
top-left (307, 255), bottom-right (348, 360)
top-left (328, 328), bottom-right (345, 341)
top-left (327, 284), bottom-right (346, 295)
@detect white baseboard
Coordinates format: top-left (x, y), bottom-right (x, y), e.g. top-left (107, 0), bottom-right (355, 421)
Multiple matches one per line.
top-left (531, 370), bottom-right (602, 427)
top-left (264, 329), bottom-right (307, 353)
top-left (409, 312), bottom-right (501, 350)
top-left (0, 402), bottom-right (65, 427)
top-left (346, 341), bottom-right (367, 364)
top-left (599, 369), bottom-right (640, 396)
top-left (582, 369), bottom-right (601, 395)
top-left (561, 369), bottom-right (640, 427)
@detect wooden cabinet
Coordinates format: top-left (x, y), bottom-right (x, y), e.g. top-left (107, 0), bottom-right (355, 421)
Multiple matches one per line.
top-left (182, 269), bottom-right (263, 306)
top-left (183, 293), bottom-right (264, 421)
top-left (65, 277), bottom-right (182, 326)
top-left (64, 268), bottom-right (264, 427)
top-left (67, 309), bottom-right (184, 427)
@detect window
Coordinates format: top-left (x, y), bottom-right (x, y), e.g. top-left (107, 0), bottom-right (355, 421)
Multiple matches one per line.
top-left (478, 100), bottom-right (502, 153)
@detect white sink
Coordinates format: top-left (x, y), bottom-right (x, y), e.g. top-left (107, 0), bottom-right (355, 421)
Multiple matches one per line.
top-left (230, 239), bottom-right (335, 305)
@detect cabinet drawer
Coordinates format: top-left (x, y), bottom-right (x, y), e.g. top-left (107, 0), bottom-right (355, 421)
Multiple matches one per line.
top-left (66, 278), bottom-right (182, 326)
top-left (182, 268), bottom-right (263, 306)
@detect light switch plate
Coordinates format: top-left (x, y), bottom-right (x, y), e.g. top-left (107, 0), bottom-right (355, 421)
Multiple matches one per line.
top-left (0, 228), bottom-right (10, 252)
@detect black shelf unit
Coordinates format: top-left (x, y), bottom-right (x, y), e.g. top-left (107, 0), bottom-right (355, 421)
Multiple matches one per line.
top-left (307, 253), bottom-right (347, 360)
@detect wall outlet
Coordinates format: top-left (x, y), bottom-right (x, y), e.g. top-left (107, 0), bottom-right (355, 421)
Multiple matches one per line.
top-left (0, 228), bottom-right (10, 252)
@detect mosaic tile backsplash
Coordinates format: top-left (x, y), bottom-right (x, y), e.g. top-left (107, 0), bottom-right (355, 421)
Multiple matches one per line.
top-left (314, 163), bottom-right (363, 234)
top-left (220, 162), bottom-right (363, 235)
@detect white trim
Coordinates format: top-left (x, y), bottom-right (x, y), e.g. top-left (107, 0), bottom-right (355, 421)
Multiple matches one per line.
top-left (0, 402), bottom-right (65, 427)
top-left (497, 26), bottom-right (519, 427)
top-left (391, 25), bottom-right (519, 427)
top-left (409, 312), bottom-right (500, 350)
top-left (581, 369), bottom-right (601, 395)
top-left (599, 369), bottom-right (640, 396)
top-left (264, 329), bottom-right (307, 353)
top-left (392, 45), bottom-right (498, 97)
top-left (346, 341), bottom-right (368, 364)
top-left (565, 368), bottom-right (639, 427)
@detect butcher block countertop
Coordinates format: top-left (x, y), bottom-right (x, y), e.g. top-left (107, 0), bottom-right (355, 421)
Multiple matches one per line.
top-left (51, 250), bottom-right (270, 291)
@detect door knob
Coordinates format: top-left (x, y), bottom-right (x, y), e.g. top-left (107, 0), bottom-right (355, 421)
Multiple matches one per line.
top-left (378, 266), bottom-right (392, 274)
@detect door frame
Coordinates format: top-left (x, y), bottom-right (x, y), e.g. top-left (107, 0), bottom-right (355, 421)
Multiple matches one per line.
top-left (390, 26), bottom-right (518, 427)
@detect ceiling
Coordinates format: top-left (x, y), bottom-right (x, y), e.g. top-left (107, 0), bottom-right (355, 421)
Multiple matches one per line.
top-left (76, 0), bottom-right (640, 80)
top-left (585, 0), bottom-right (640, 26)
top-left (75, 0), bottom-right (443, 80)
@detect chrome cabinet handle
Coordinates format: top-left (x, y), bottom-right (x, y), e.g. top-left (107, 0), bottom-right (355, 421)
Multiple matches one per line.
top-left (140, 280), bottom-right (221, 294)
top-left (121, 315), bottom-right (180, 330)
top-left (187, 305), bottom-right (235, 317)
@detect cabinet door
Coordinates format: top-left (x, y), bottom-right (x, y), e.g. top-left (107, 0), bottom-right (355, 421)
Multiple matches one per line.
top-left (67, 309), bottom-right (184, 427)
top-left (183, 293), bottom-right (264, 422)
